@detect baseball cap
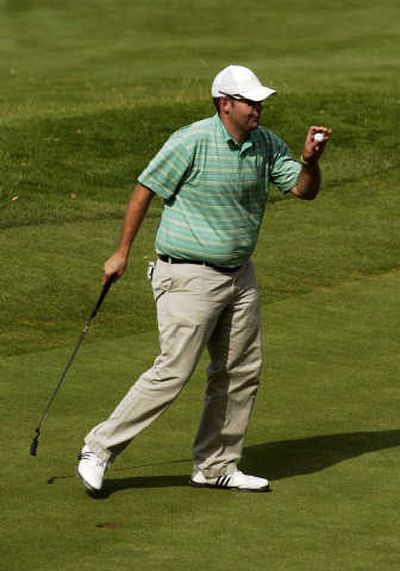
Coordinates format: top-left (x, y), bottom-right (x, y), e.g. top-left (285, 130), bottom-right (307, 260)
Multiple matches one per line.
top-left (211, 65), bottom-right (277, 102)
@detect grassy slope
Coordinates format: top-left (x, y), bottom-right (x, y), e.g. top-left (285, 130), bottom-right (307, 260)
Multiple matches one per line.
top-left (1, 1), bottom-right (399, 569)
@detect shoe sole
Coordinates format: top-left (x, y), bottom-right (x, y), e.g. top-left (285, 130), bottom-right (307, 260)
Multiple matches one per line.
top-left (189, 479), bottom-right (271, 493)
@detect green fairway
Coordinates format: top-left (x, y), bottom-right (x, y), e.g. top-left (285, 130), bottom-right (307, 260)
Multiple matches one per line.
top-left (1, 1), bottom-right (399, 569)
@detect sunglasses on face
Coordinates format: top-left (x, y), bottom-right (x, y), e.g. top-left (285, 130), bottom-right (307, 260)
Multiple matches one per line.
top-left (220, 93), bottom-right (261, 107)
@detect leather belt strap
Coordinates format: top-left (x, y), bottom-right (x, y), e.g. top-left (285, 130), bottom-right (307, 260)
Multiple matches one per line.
top-left (158, 255), bottom-right (242, 274)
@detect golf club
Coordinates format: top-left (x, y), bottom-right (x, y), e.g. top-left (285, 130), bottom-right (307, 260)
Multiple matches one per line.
top-left (30, 276), bottom-right (115, 457)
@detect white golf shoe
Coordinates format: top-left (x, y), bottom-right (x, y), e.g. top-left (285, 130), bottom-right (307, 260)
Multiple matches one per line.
top-left (189, 467), bottom-right (270, 493)
top-left (77, 445), bottom-right (108, 491)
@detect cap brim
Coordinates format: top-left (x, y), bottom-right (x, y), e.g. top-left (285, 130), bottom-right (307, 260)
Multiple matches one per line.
top-left (239, 85), bottom-right (277, 101)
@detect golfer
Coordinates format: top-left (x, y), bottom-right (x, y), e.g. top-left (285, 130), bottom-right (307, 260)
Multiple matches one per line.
top-left (77, 64), bottom-right (331, 493)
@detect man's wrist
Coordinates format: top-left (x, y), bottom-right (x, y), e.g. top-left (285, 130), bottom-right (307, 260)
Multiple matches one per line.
top-left (116, 244), bottom-right (131, 259)
top-left (300, 154), bottom-right (318, 169)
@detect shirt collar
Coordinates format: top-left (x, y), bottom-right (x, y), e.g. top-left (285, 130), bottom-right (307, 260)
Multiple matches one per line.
top-left (213, 113), bottom-right (256, 151)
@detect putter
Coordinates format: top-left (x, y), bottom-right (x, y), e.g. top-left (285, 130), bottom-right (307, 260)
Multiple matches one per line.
top-left (30, 276), bottom-right (115, 457)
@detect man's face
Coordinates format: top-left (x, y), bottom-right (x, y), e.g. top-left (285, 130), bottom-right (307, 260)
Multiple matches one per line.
top-left (220, 96), bottom-right (263, 139)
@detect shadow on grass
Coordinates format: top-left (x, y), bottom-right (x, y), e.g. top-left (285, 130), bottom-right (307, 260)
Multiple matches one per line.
top-left (241, 429), bottom-right (400, 480)
top-left (89, 474), bottom-right (189, 499)
top-left (89, 429), bottom-right (399, 499)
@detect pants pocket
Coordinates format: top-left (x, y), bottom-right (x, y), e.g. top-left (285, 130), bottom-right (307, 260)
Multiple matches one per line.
top-left (151, 262), bottom-right (173, 303)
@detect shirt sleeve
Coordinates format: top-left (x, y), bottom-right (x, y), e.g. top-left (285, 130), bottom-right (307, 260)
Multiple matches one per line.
top-left (138, 130), bottom-right (194, 200)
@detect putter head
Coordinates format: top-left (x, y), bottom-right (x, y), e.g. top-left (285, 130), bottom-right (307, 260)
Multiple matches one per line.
top-left (30, 428), bottom-right (40, 457)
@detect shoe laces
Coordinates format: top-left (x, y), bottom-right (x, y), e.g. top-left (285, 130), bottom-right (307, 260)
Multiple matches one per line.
top-left (80, 450), bottom-right (107, 468)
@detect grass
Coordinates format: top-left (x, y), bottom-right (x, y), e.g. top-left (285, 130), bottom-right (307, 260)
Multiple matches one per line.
top-left (1, 0), bottom-right (400, 569)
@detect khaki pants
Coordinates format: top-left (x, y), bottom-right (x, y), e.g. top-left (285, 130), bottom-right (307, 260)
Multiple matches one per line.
top-left (85, 258), bottom-right (263, 477)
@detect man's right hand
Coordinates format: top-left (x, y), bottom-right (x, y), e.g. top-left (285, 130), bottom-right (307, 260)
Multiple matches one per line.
top-left (103, 251), bottom-right (128, 285)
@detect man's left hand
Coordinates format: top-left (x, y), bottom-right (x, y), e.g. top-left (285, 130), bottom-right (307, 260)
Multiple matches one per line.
top-left (302, 126), bottom-right (332, 163)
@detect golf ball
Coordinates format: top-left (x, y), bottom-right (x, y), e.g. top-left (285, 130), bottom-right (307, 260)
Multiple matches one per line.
top-left (314, 132), bottom-right (325, 143)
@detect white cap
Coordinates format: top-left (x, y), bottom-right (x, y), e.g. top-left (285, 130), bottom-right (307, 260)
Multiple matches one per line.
top-left (211, 65), bottom-right (277, 102)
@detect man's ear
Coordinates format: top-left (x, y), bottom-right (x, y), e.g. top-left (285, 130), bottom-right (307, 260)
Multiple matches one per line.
top-left (219, 96), bottom-right (232, 115)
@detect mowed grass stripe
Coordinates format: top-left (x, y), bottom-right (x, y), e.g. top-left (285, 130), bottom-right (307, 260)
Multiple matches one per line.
top-left (1, 92), bottom-right (399, 228)
top-left (1, 269), bottom-right (398, 571)
top-left (1, 154), bottom-right (399, 358)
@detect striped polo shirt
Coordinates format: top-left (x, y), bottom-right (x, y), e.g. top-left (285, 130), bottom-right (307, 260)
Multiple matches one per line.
top-left (138, 113), bottom-right (301, 267)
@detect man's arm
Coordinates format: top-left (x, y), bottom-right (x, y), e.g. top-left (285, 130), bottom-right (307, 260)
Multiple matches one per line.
top-left (291, 125), bottom-right (331, 200)
top-left (103, 183), bottom-right (154, 284)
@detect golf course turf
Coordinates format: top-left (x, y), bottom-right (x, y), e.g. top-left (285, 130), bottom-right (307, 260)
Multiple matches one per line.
top-left (1, 1), bottom-right (399, 569)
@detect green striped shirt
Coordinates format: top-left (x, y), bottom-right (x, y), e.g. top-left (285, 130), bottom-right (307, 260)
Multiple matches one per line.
top-left (138, 113), bottom-right (301, 266)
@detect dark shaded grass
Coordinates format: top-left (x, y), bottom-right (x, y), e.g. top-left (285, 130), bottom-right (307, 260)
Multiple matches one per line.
top-left (1, 92), bottom-right (398, 228)
top-left (1, 90), bottom-right (399, 357)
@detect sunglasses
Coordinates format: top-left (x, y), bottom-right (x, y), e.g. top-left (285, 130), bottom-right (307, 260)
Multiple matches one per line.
top-left (219, 93), bottom-right (261, 106)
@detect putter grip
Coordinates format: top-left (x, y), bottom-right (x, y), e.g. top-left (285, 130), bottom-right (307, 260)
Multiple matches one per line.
top-left (91, 276), bottom-right (115, 319)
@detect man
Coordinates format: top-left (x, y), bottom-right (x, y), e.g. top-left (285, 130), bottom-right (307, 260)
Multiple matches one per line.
top-left (77, 64), bottom-right (331, 493)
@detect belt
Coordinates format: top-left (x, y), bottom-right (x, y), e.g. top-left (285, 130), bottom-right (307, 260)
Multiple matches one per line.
top-left (158, 255), bottom-right (242, 274)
